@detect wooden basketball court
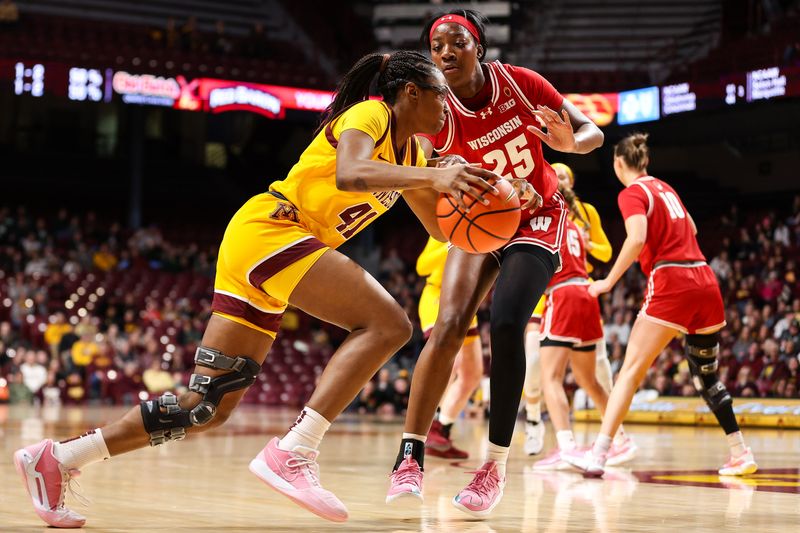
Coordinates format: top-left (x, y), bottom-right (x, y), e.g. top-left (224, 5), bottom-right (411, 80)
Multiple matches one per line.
top-left (2, 404), bottom-right (798, 532)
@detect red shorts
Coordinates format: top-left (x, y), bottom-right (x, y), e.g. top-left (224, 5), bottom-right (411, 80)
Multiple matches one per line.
top-left (541, 281), bottom-right (603, 347)
top-left (504, 192), bottom-right (568, 260)
top-left (640, 263), bottom-right (726, 334)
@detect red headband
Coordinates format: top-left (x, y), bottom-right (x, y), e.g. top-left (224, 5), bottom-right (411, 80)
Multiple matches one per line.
top-left (429, 14), bottom-right (480, 43)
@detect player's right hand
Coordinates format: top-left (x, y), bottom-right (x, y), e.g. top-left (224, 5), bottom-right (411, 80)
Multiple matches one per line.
top-left (432, 164), bottom-right (500, 212)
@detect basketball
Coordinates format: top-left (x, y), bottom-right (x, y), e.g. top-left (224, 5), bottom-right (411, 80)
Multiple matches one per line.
top-left (436, 179), bottom-right (521, 254)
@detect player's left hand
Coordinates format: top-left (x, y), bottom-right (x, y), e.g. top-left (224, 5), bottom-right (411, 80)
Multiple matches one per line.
top-left (527, 105), bottom-right (577, 153)
top-left (509, 178), bottom-right (542, 214)
top-left (588, 278), bottom-right (613, 297)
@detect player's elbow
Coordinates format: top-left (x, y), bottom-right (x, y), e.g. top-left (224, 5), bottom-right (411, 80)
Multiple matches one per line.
top-left (428, 227), bottom-right (447, 242)
top-left (628, 235), bottom-right (646, 248)
top-left (595, 126), bottom-right (605, 147)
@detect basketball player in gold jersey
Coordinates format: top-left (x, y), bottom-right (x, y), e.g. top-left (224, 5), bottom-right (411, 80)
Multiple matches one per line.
top-left (417, 237), bottom-right (483, 458)
top-left (13, 50), bottom-right (502, 527)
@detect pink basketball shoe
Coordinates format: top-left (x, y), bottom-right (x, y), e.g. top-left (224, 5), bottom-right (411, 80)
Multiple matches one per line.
top-left (533, 448), bottom-right (571, 470)
top-left (718, 447), bottom-right (758, 476)
top-left (452, 461), bottom-right (506, 518)
top-left (14, 439), bottom-right (87, 528)
top-left (249, 437), bottom-right (348, 522)
top-left (386, 456), bottom-right (424, 503)
top-left (561, 448), bottom-right (606, 478)
top-left (606, 436), bottom-right (638, 466)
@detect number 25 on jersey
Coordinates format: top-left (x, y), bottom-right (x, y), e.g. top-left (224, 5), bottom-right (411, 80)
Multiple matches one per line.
top-left (482, 133), bottom-right (534, 179)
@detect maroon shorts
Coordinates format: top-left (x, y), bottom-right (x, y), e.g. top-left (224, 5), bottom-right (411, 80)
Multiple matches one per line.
top-left (640, 262), bottom-right (726, 334)
top-left (504, 192), bottom-right (568, 259)
top-left (541, 282), bottom-right (603, 347)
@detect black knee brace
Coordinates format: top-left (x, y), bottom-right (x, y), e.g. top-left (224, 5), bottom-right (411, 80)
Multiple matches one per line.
top-left (139, 347), bottom-right (261, 446)
top-left (686, 333), bottom-right (731, 412)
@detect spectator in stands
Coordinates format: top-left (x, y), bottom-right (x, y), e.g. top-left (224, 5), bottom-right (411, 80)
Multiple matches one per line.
top-left (93, 243), bottom-right (118, 272)
top-left (8, 371), bottom-right (32, 404)
top-left (710, 250), bottom-right (733, 282)
top-left (604, 311), bottom-right (631, 346)
top-left (181, 16), bottom-right (201, 53)
top-left (379, 248), bottom-right (406, 279)
top-left (20, 350), bottom-right (47, 397)
top-left (373, 367), bottom-right (396, 409)
top-left (63, 371), bottom-right (86, 404)
top-left (244, 22), bottom-right (268, 58)
top-left (391, 372), bottom-right (411, 415)
top-left (354, 380), bottom-right (377, 414)
top-left (44, 314), bottom-right (71, 361)
top-left (142, 359), bottom-right (175, 395)
top-left (70, 324), bottom-right (99, 374)
top-left (0, 0), bottom-right (19, 26)
top-left (212, 20), bottom-right (233, 55)
top-left (0, 321), bottom-right (17, 347)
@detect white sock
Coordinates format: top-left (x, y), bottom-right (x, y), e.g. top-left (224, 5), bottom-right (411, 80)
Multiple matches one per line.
top-left (278, 407), bottom-right (330, 451)
top-left (486, 442), bottom-right (509, 477)
top-left (556, 430), bottom-right (576, 452)
top-left (726, 431), bottom-right (747, 457)
top-left (402, 432), bottom-right (427, 443)
top-left (526, 402), bottom-right (541, 423)
top-left (438, 413), bottom-right (456, 427)
top-left (53, 429), bottom-right (110, 470)
top-left (592, 434), bottom-right (613, 457)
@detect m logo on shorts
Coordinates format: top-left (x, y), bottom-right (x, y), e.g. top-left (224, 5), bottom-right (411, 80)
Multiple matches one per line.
top-left (529, 216), bottom-right (552, 232)
top-left (270, 202), bottom-right (299, 223)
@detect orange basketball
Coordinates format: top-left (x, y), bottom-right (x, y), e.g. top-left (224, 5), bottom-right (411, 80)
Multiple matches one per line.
top-left (436, 179), bottom-right (521, 254)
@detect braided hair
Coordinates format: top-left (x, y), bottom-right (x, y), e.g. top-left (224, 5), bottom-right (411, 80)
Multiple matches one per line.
top-left (420, 9), bottom-right (490, 60)
top-left (316, 50), bottom-right (439, 134)
top-left (559, 186), bottom-right (591, 232)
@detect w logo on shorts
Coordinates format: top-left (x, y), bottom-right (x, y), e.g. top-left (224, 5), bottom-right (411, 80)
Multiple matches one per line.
top-left (529, 216), bottom-right (552, 232)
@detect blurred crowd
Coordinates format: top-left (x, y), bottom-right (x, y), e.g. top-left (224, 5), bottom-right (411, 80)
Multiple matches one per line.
top-left (1, 193), bottom-right (800, 411)
top-left (148, 16), bottom-right (274, 59)
top-left (0, 206), bottom-right (217, 406)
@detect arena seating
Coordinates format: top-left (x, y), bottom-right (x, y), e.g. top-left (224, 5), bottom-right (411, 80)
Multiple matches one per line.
top-left (0, 4), bottom-right (334, 89)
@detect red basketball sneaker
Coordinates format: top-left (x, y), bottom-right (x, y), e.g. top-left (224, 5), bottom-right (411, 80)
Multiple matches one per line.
top-left (426, 420), bottom-right (469, 459)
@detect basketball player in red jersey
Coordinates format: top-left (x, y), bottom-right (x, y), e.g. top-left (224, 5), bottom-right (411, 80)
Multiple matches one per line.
top-left (387, 9), bottom-right (604, 516)
top-left (564, 133), bottom-right (758, 477)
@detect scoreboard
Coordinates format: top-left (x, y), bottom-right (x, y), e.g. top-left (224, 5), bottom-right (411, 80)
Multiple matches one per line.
top-left (3, 58), bottom-right (799, 125)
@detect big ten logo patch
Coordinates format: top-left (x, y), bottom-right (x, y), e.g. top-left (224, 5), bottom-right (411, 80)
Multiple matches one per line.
top-left (270, 202), bottom-right (299, 223)
top-left (498, 98), bottom-right (516, 113)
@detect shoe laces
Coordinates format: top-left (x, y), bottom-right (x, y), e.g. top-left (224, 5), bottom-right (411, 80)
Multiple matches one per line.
top-left (59, 468), bottom-right (90, 508)
top-left (286, 453), bottom-right (322, 487)
top-left (463, 465), bottom-right (500, 498)
top-left (391, 459), bottom-right (421, 486)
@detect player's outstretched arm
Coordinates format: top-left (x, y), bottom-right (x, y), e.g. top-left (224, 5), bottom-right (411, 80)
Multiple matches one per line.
top-left (336, 129), bottom-right (500, 211)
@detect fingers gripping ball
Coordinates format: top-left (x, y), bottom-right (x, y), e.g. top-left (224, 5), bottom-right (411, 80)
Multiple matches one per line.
top-left (437, 179), bottom-right (520, 254)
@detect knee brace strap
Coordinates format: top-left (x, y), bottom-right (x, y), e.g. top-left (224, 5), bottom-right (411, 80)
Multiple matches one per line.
top-left (140, 346), bottom-right (261, 445)
top-left (686, 341), bottom-right (731, 412)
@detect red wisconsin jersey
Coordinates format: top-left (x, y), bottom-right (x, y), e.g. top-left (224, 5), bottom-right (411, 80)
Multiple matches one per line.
top-left (549, 218), bottom-right (589, 286)
top-left (617, 176), bottom-right (705, 276)
top-left (419, 62), bottom-right (564, 223)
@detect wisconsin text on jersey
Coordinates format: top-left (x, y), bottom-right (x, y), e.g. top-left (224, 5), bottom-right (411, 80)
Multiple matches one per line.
top-left (466, 116), bottom-right (523, 150)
